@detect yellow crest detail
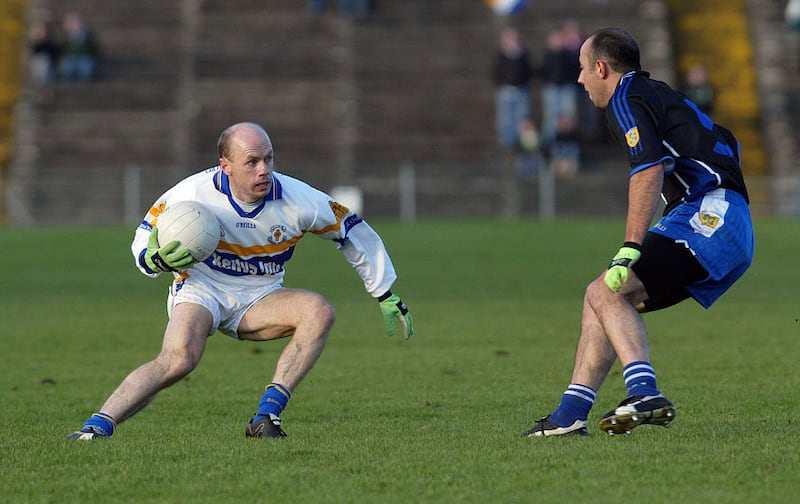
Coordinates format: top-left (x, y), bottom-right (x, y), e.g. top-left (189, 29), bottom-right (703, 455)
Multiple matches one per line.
top-left (698, 213), bottom-right (720, 228)
top-left (625, 127), bottom-right (640, 148)
top-left (151, 200), bottom-right (168, 224)
top-left (329, 200), bottom-right (350, 220)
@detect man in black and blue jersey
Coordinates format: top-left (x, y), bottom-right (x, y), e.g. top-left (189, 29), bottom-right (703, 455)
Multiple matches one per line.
top-left (524, 27), bottom-right (754, 436)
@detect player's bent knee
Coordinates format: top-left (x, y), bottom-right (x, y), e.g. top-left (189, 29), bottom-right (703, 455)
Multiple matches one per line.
top-left (585, 277), bottom-right (624, 311)
top-left (296, 293), bottom-right (336, 339)
top-left (166, 361), bottom-right (196, 382)
top-left (155, 350), bottom-right (201, 382)
top-left (310, 295), bottom-right (336, 329)
top-left (584, 277), bottom-right (609, 303)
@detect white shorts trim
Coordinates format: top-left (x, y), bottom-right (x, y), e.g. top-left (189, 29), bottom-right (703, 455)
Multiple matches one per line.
top-left (167, 273), bottom-right (282, 339)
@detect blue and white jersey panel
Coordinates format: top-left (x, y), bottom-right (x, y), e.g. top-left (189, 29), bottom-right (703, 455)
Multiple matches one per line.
top-left (131, 167), bottom-right (397, 297)
top-left (651, 188), bottom-right (754, 283)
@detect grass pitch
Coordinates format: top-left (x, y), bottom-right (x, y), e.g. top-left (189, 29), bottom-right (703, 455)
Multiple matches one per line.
top-left (1, 218), bottom-right (798, 503)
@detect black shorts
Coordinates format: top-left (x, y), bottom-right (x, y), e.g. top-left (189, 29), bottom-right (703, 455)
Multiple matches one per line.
top-left (632, 231), bottom-right (709, 312)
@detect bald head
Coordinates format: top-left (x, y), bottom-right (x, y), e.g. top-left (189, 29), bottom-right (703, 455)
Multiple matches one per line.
top-left (584, 27), bottom-right (641, 74)
top-left (217, 122), bottom-right (272, 160)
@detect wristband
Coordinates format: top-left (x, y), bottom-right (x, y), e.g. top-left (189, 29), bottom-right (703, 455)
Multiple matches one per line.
top-left (150, 250), bottom-right (177, 272)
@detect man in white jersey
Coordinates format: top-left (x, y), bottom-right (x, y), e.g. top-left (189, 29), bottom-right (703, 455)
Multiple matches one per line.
top-left (68, 122), bottom-right (414, 439)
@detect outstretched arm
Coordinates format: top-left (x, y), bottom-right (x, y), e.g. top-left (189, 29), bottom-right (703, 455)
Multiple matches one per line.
top-left (337, 221), bottom-right (413, 339)
top-left (337, 220), bottom-right (398, 297)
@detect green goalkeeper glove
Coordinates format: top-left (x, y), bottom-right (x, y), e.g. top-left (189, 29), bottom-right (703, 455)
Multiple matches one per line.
top-left (603, 242), bottom-right (642, 292)
top-left (378, 292), bottom-right (414, 340)
top-left (144, 226), bottom-right (194, 273)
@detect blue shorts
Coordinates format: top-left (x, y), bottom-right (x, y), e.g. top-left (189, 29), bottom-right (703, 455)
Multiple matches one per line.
top-left (650, 188), bottom-right (754, 308)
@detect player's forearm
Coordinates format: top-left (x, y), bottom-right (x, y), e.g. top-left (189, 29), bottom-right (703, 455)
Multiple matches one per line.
top-left (339, 222), bottom-right (398, 296)
top-left (624, 163), bottom-right (664, 244)
top-left (131, 225), bottom-right (160, 277)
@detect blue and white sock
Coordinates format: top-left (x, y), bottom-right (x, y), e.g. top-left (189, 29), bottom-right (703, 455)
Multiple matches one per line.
top-left (253, 382), bottom-right (291, 421)
top-left (548, 384), bottom-right (596, 427)
top-left (83, 411), bottom-right (116, 436)
top-left (623, 361), bottom-right (660, 397)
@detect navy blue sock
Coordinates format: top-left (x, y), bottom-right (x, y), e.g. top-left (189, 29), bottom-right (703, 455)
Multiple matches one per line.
top-left (548, 384), bottom-right (596, 427)
top-left (254, 383), bottom-right (291, 420)
top-left (623, 361), bottom-right (660, 397)
top-left (83, 411), bottom-right (116, 436)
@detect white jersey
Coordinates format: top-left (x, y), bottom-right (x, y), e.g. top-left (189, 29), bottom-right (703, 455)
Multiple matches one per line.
top-left (131, 167), bottom-right (397, 298)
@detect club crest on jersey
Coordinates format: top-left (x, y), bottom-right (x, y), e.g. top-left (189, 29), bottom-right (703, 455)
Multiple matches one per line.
top-left (625, 127), bottom-right (640, 148)
top-left (268, 225), bottom-right (289, 245)
top-left (697, 212), bottom-right (720, 228)
top-left (690, 208), bottom-right (725, 238)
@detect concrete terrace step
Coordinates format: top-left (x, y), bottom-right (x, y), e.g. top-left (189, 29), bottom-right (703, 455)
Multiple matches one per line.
top-left (13, 0), bottom-right (671, 224)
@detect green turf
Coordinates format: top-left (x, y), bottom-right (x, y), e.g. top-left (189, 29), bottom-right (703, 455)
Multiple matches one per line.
top-left (1, 219), bottom-right (798, 503)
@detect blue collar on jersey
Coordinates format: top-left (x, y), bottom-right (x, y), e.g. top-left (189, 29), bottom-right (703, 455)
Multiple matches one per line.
top-left (618, 70), bottom-right (650, 85)
top-left (213, 168), bottom-right (283, 218)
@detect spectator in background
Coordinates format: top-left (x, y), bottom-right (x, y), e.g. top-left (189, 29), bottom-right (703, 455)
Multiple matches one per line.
top-left (562, 19), bottom-right (599, 142)
top-left (787, 0), bottom-right (800, 32)
top-left (550, 115), bottom-right (581, 177)
top-left (308, 0), bottom-right (373, 19)
top-left (681, 63), bottom-right (714, 116)
top-left (58, 12), bottom-right (99, 81)
top-left (559, 19), bottom-right (584, 60)
top-left (29, 20), bottom-right (60, 83)
top-left (492, 26), bottom-right (534, 151)
top-left (515, 117), bottom-right (546, 177)
top-left (787, 0), bottom-right (800, 71)
top-left (538, 22), bottom-right (585, 174)
top-left (538, 26), bottom-right (580, 148)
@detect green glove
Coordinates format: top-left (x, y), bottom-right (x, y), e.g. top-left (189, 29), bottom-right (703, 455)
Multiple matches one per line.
top-left (603, 243), bottom-right (642, 292)
top-left (378, 292), bottom-right (414, 340)
top-left (144, 226), bottom-right (194, 273)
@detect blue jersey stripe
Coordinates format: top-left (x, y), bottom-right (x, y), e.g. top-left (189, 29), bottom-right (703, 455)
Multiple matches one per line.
top-left (204, 247), bottom-right (296, 277)
top-left (611, 76), bottom-right (642, 157)
top-left (613, 77), bottom-right (634, 131)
